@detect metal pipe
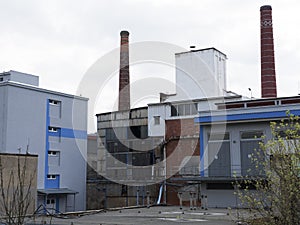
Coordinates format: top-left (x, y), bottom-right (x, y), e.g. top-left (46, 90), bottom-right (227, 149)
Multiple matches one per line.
top-left (136, 188), bottom-right (140, 206)
top-left (189, 192), bottom-right (193, 210)
top-left (178, 192), bottom-right (183, 210)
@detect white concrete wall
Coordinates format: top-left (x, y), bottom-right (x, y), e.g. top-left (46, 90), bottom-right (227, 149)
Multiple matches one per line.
top-left (148, 104), bottom-right (169, 137)
top-left (169, 48), bottom-right (227, 101)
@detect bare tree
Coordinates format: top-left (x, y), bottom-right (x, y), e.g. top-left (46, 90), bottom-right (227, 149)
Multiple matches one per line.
top-left (236, 113), bottom-right (300, 225)
top-left (0, 152), bottom-right (37, 225)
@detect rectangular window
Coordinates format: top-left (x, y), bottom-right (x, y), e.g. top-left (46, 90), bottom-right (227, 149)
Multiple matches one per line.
top-left (238, 181), bottom-right (257, 190)
top-left (184, 104), bottom-right (191, 115)
top-left (0, 77), bottom-right (3, 82)
top-left (47, 174), bottom-right (57, 180)
top-left (48, 151), bottom-right (57, 156)
top-left (48, 127), bottom-right (61, 143)
top-left (207, 132), bottom-right (231, 177)
top-left (49, 99), bottom-right (60, 105)
top-left (191, 103), bottom-right (198, 115)
top-left (240, 130), bottom-right (264, 176)
top-left (154, 116), bottom-right (160, 125)
top-left (208, 132), bottom-right (230, 141)
top-left (241, 131), bottom-right (264, 140)
top-left (49, 99), bottom-right (61, 118)
top-left (48, 151), bottom-right (60, 166)
top-left (171, 105), bottom-right (178, 117)
top-left (106, 127), bottom-right (127, 141)
top-left (206, 183), bottom-right (234, 190)
top-left (171, 103), bottom-right (198, 117)
top-left (46, 199), bottom-right (55, 204)
top-left (46, 174), bottom-right (60, 188)
top-left (177, 104), bottom-right (184, 116)
top-left (48, 126), bottom-right (58, 132)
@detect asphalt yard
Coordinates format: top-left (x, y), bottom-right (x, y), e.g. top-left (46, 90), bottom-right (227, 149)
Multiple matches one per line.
top-left (27, 206), bottom-right (238, 225)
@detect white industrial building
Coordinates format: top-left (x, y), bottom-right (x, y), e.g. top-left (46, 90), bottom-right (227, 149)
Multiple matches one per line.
top-left (166, 47), bottom-right (227, 102)
top-left (0, 70), bottom-right (88, 213)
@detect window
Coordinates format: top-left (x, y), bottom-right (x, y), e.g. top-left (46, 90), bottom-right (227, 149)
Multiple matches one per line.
top-left (154, 116), bottom-right (160, 125)
top-left (47, 174), bottom-right (57, 179)
top-left (48, 151), bottom-right (60, 166)
top-left (238, 181), bottom-right (257, 190)
top-left (241, 131), bottom-right (264, 139)
top-left (206, 183), bottom-right (234, 190)
top-left (177, 104), bottom-right (184, 116)
top-left (207, 132), bottom-right (231, 177)
top-left (49, 99), bottom-right (61, 118)
top-left (48, 127), bottom-right (61, 143)
top-left (171, 105), bottom-right (178, 116)
top-left (128, 126), bottom-right (148, 139)
top-left (49, 99), bottom-right (60, 105)
top-left (106, 127), bottom-right (127, 141)
top-left (48, 151), bottom-right (57, 156)
top-left (48, 127), bottom-right (58, 132)
top-left (240, 130), bottom-right (264, 176)
top-left (0, 77), bottom-right (3, 82)
top-left (208, 132), bottom-right (230, 141)
top-left (170, 103), bottom-right (198, 117)
top-left (47, 199), bottom-right (55, 204)
top-left (184, 104), bottom-right (191, 115)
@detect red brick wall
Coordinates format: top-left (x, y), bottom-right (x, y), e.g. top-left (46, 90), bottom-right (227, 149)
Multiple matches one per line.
top-left (165, 118), bottom-right (200, 205)
top-left (165, 119), bottom-right (199, 175)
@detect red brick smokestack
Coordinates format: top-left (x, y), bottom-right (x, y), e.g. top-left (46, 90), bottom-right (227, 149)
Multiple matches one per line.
top-left (260, 5), bottom-right (277, 98)
top-left (118, 30), bottom-right (130, 110)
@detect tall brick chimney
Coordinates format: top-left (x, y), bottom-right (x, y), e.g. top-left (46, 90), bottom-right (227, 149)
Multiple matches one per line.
top-left (118, 30), bottom-right (130, 111)
top-left (260, 5), bottom-right (277, 98)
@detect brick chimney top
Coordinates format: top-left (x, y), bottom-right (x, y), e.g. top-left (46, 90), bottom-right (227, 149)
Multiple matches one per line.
top-left (260, 5), bottom-right (272, 11)
top-left (120, 30), bottom-right (129, 36)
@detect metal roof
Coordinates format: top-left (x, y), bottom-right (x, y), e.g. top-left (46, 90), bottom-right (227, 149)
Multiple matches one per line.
top-left (38, 188), bottom-right (78, 195)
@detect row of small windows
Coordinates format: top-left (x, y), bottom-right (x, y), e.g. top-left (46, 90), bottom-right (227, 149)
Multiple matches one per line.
top-left (46, 199), bottom-right (55, 204)
top-left (106, 126), bottom-right (148, 140)
top-left (47, 99), bottom-right (62, 187)
top-left (171, 103), bottom-right (198, 117)
top-left (208, 131), bottom-right (263, 142)
top-left (47, 174), bottom-right (58, 179)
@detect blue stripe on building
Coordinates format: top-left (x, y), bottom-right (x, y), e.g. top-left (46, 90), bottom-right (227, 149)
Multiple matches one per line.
top-left (195, 109), bottom-right (300, 124)
top-left (48, 128), bottom-right (87, 139)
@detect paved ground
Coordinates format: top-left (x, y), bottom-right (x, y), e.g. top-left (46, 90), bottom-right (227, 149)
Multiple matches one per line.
top-left (26, 206), bottom-right (240, 225)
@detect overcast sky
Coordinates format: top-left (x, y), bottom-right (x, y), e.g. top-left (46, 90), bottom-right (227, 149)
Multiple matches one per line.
top-left (1, 0), bottom-right (300, 131)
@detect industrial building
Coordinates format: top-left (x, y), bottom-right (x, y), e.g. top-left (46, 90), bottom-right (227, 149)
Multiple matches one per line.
top-left (87, 4), bottom-right (300, 209)
top-left (194, 95), bottom-right (300, 207)
top-left (88, 30), bottom-right (245, 208)
top-left (0, 70), bottom-right (88, 213)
